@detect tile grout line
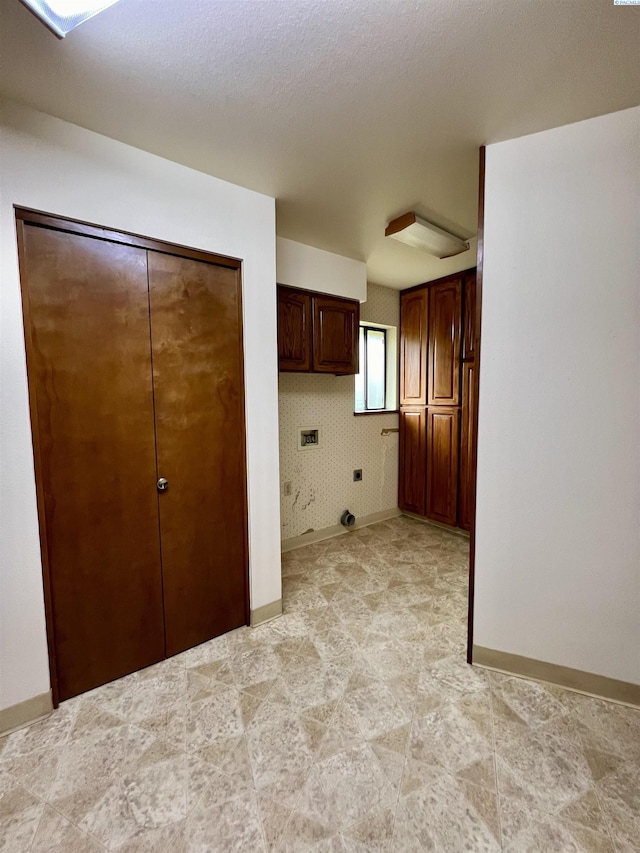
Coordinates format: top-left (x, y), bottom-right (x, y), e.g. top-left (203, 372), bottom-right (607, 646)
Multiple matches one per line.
top-left (272, 751), bottom-right (325, 852)
top-left (26, 797), bottom-right (46, 853)
top-left (393, 696), bottom-right (424, 852)
top-left (573, 723), bottom-right (620, 853)
top-left (487, 678), bottom-right (504, 851)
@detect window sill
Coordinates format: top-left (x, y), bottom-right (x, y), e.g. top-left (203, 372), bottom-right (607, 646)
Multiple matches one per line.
top-left (353, 409), bottom-right (399, 417)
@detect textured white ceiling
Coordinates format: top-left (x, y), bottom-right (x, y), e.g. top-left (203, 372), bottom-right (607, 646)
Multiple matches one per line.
top-left (1, 0), bottom-right (638, 288)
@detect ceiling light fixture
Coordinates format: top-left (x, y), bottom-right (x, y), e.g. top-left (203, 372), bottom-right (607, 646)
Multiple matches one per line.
top-left (19, 0), bottom-right (121, 38)
top-left (385, 212), bottom-right (470, 259)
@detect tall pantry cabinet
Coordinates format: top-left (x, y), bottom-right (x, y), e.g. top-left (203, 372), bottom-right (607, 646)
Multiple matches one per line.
top-left (399, 269), bottom-right (478, 532)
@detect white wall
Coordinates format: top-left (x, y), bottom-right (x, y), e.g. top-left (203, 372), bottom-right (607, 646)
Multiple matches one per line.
top-left (475, 106), bottom-right (640, 684)
top-left (276, 237), bottom-right (367, 302)
top-left (279, 283), bottom-right (399, 540)
top-left (0, 100), bottom-right (282, 711)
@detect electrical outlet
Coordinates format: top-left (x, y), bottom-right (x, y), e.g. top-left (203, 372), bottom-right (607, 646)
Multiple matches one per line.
top-left (283, 481), bottom-right (292, 496)
top-left (353, 469), bottom-right (363, 482)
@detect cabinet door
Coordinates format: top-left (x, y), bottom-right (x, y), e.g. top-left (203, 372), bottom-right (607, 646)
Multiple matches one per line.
top-left (149, 252), bottom-right (248, 657)
top-left (312, 294), bottom-right (359, 374)
top-left (278, 286), bottom-right (311, 371)
top-left (462, 271), bottom-right (476, 361)
top-left (428, 279), bottom-right (462, 405)
top-left (426, 407), bottom-right (460, 526)
top-left (458, 362), bottom-right (475, 532)
top-left (399, 407), bottom-right (427, 516)
top-left (18, 223), bottom-right (166, 701)
top-left (400, 288), bottom-right (428, 405)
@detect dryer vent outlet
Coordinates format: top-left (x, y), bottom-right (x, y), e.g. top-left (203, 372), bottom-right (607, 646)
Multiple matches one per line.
top-left (340, 510), bottom-right (356, 528)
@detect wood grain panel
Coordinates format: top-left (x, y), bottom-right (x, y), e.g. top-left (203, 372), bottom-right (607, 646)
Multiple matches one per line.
top-left (398, 407), bottom-right (427, 516)
top-left (14, 208), bottom-right (240, 269)
top-left (462, 271), bottom-right (477, 361)
top-left (400, 288), bottom-right (428, 405)
top-left (312, 294), bottom-right (359, 374)
top-left (428, 279), bottom-right (462, 406)
top-left (468, 146), bottom-right (485, 663)
top-left (148, 252), bottom-right (249, 657)
top-left (277, 286), bottom-right (311, 371)
top-left (18, 224), bottom-right (165, 701)
top-left (458, 362), bottom-right (476, 532)
top-left (426, 407), bottom-right (460, 526)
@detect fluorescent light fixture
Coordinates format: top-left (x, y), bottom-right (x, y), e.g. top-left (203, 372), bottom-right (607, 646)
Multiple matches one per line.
top-left (385, 212), bottom-right (470, 259)
top-left (19, 0), bottom-right (121, 38)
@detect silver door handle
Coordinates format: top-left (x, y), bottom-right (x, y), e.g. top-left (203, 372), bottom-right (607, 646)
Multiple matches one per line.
top-left (157, 478), bottom-right (168, 492)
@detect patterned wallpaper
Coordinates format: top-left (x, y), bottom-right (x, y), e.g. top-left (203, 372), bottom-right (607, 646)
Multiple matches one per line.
top-left (278, 283), bottom-right (400, 541)
top-left (361, 280), bottom-right (400, 328)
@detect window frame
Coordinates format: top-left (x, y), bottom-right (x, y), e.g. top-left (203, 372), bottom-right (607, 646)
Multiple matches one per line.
top-left (359, 324), bottom-right (388, 412)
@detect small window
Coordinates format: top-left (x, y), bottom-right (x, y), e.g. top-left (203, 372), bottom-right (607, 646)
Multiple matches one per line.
top-left (355, 323), bottom-right (397, 412)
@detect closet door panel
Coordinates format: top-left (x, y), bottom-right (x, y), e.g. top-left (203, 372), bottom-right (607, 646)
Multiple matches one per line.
top-left (148, 251), bottom-right (248, 656)
top-left (20, 224), bottom-right (165, 701)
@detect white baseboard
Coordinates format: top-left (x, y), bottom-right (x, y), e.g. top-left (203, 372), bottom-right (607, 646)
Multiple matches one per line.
top-left (473, 645), bottom-right (640, 708)
top-left (281, 508), bottom-right (402, 553)
top-left (0, 691), bottom-right (53, 738)
top-left (400, 511), bottom-right (470, 538)
top-left (250, 599), bottom-right (283, 626)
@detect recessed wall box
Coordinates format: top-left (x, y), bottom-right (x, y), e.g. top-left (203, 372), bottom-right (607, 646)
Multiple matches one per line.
top-left (298, 427), bottom-right (320, 450)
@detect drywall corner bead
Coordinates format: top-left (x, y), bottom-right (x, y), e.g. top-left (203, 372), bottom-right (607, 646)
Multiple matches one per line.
top-left (276, 237), bottom-right (367, 302)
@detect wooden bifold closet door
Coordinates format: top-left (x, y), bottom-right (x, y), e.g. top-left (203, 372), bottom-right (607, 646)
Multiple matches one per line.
top-left (148, 251), bottom-right (248, 657)
top-left (17, 213), bottom-right (249, 703)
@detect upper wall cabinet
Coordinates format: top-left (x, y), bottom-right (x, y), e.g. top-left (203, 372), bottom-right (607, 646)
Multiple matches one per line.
top-left (277, 285), bottom-right (359, 375)
top-left (312, 294), bottom-right (359, 374)
top-left (277, 287), bottom-right (311, 371)
top-left (400, 288), bottom-right (428, 406)
top-left (428, 278), bottom-right (462, 406)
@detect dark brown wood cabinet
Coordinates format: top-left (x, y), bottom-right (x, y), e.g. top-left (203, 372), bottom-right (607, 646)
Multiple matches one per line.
top-left (426, 408), bottom-right (460, 526)
top-left (458, 361), bottom-right (476, 532)
top-left (277, 287), bottom-right (311, 371)
top-left (428, 278), bottom-right (462, 406)
top-left (400, 288), bottom-right (428, 405)
top-left (277, 286), bottom-right (359, 374)
top-left (312, 294), bottom-right (359, 374)
top-left (399, 269), bottom-right (478, 532)
top-left (399, 407), bottom-right (427, 516)
top-left (17, 211), bottom-right (249, 702)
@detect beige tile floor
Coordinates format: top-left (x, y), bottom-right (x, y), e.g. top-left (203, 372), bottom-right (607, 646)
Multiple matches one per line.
top-left (1, 515), bottom-right (639, 852)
